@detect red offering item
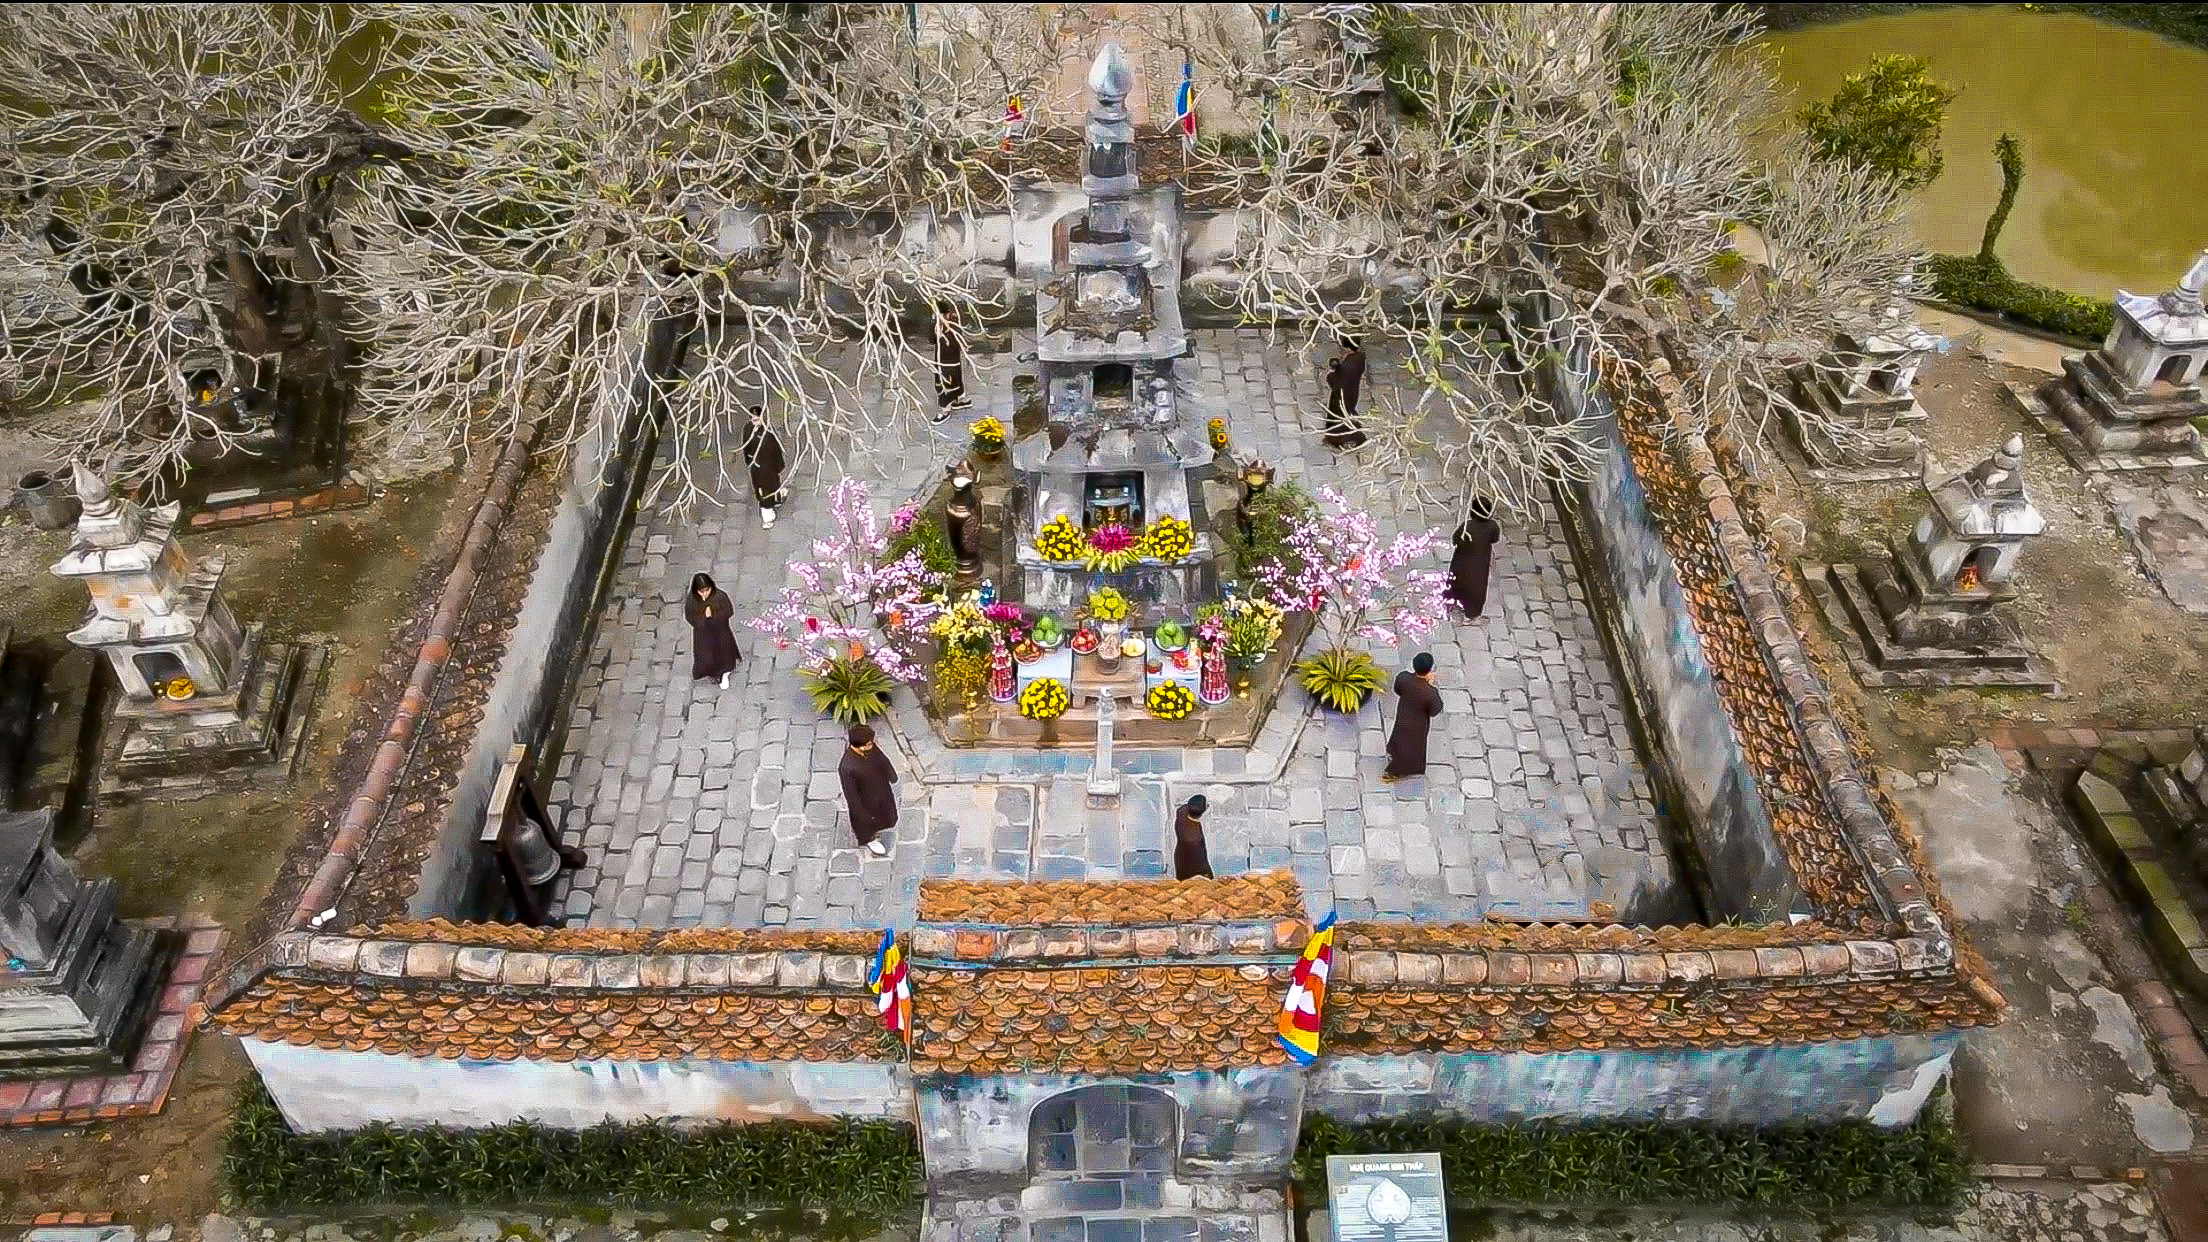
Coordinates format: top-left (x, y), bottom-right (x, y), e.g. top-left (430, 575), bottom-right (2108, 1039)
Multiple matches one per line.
top-left (1146, 660), bottom-right (1163, 675)
top-left (1015, 641), bottom-right (1044, 663)
top-left (1071, 629), bottom-right (1099, 655)
top-left (1170, 649), bottom-right (1192, 671)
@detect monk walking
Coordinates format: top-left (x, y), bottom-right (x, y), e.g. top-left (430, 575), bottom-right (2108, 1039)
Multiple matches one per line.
top-left (685, 572), bottom-right (740, 689)
top-left (1173, 794), bottom-right (1213, 880)
top-left (1323, 336), bottom-right (1367, 450)
top-left (838, 724), bottom-right (900, 858)
top-left (1448, 498), bottom-right (1501, 618)
top-left (741, 407), bottom-right (788, 530)
top-left (1382, 652), bottom-right (1443, 782)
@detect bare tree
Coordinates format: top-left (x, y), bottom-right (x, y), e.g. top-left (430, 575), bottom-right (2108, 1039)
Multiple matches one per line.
top-left (1173, 2), bottom-right (1916, 518)
top-left (0, 3), bottom-right (402, 488)
top-left (339, 3), bottom-right (1071, 505)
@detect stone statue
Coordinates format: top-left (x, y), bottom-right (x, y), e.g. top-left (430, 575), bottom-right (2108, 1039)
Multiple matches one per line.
top-left (944, 457), bottom-right (983, 583)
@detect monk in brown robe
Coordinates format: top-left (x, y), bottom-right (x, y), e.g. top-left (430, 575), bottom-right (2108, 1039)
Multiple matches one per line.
top-left (1173, 795), bottom-right (1213, 880)
top-left (838, 723), bottom-right (900, 858)
top-left (1382, 652), bottom-right (1443, 781)
top-left (685, 572), bottom-right (740, 688)
top-left (741, 407), bottom-right (787, 529)
top-left (1323, 337), bottom-right (1367, 450)
top-left (1448, 497), bottom-right (1501, 618)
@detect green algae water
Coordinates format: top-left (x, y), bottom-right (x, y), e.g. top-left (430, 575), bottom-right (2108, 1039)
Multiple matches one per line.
top-left (1760, 6), bottom-right (2208, 296)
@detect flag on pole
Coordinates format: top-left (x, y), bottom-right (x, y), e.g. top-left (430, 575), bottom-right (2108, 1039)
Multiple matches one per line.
top-left (869, 929), bottom-right (912, 1040)
top-left (1276, 911), bottom-right (1336, 1065)
top-left (1000, 93), bottom-right (1025, 153)
top-left (1174, 56), bottom-right (1198, 149)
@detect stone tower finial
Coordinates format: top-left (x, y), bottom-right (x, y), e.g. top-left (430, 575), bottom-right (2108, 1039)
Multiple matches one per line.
top-left (70, 460), bottom-right (115, 519)
top-left (2169, 248), bottom-right (2208, 316)
top-left (1087, 42), bottom-right (1131, 102)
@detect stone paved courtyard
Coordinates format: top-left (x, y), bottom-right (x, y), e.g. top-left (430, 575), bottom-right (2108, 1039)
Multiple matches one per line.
top-left (547, 331), bottom-right (1669, 929)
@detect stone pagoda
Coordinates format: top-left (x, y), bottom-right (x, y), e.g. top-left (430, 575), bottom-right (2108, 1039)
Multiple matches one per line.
top-left (0, 809), bottom-right (173, 1078)
top-left (1803, 434), bottom-right (2053, 689)
top-left (1009, 43), bottom-right (1225, 615)
top-left (2013, 248), bottom-right (2208, 471)
top-left (50, 464), bottom-right (322, 795)
top-left (1786, 275), bottom-right (1936, 480)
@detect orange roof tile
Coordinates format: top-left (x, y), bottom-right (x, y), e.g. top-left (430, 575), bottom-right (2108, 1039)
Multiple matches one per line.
top-left (358, 920), bottom-right (884, 957)
top-left (916, 873), bottom-right (1304, 926)
top-left (909, 961), bottom-right (1293, 1076)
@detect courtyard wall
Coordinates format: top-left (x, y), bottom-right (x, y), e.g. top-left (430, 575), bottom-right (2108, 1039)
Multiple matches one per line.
top-left (407, 308), bottom-right (687, 919)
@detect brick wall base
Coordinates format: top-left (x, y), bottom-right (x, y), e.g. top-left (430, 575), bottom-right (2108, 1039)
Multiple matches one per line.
top-left (186, 480), bottom-right (374, 530)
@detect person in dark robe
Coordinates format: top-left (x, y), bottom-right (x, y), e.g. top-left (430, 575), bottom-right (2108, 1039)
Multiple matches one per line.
top-left (740, 407), bottom-right (788, 529)
top-left (1448, 497), bottom-right (1502, 618)
top-left (685, 572), bottom-right (741, 688)
top-left (1382, 652), bottom-right (1444, 781)
top-left (1323, 336), bottom-right (1367, 450)
top-left (933, 303), bottom-right (968, 421)
top-left (838, 723), bottom-right (900, 857)
top-left (1173, 795), bottom-right (1214, 880)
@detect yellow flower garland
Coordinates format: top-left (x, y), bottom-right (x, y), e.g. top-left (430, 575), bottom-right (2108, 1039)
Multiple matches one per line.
top-left (1141, 515), bottom-right (1194, 563)
top-left (1018, 676), bottom-right (1070, 720)
top-left (1033, 514), bottom-right (1086, 562)
top-left (1146, 681), bottom-right (1195, 721)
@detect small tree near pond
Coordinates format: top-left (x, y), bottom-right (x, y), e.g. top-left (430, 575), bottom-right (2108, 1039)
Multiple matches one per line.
top-left (1797, 54), bottom-right (1959, 192)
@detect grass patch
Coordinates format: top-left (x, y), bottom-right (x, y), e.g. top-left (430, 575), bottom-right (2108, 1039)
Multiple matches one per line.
top-left (1294, 1112), bottom-right (1972, 1214)
top-left (221, 1081), bottom-right (922, 1215)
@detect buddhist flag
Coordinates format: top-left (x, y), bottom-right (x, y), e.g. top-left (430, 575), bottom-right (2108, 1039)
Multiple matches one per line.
top-left (1174, 56), bottom-right (1198, 148)
top-left (1276, 911), bottom-right (1335, 1064)
top-left (1000, 93), bottom-right (1025, 153)
top-left (869, 929), bottom-right (911, 1040)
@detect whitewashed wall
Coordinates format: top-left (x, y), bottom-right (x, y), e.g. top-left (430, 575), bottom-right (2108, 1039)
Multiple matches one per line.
top-left (243, 1039), bottom-right (909, 1133)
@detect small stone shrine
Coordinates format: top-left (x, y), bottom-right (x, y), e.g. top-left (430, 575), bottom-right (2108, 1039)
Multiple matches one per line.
top-left (2012, 248), bottom-right (2208, 471)
top-left (0, 809), bottom-right (173, 1078)
top-left (1803, 433), bottom-right (2053, 689)
top-left (50, 463), bottom-right (324, 797)
top-left (1009, 43), bottom-right (1226, 616)
top-left (1786, 277), bottom-right (1936, 480)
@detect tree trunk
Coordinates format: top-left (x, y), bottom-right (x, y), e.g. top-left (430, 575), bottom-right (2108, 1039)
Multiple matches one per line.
top-left (1976, 133), bottom-right (2024, 266)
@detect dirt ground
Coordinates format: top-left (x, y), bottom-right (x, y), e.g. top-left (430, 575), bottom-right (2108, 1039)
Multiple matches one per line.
top-left (0, 470), bottom-right (465, 1221)
top-left (1762, 347), bottom-right (2208, 773)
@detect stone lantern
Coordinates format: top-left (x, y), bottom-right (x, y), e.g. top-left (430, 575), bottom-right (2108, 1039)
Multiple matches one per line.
top-left (1802, 434), bottom-right (2052, 689)
top-left (49, 464), bottom-right (323, 795)
top-left (1786, 282), bottom-right (1936, 480)
top-left (2015, 248), bottom-right (2208, 470)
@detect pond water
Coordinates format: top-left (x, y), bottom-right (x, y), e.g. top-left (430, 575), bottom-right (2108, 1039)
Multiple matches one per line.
top-left (1760, 7), bottom-right (2208, 297)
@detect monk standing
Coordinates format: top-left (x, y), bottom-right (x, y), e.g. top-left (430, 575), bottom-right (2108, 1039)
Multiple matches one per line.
top-left (1382, 652), bottom-right (1443, 782)
top-left (837, 723), bottom-right (900, 858)
top-left (1173, 795), bottom-right (1214, 880)
top-left (1323, 336), bottom-right (1367, 450)
top-left (685, 572), bottom-right (741, 689)
top-left (1448, 497), bottom-right (1501, 618)
top-left (741, 407), bottom-right (788, 530)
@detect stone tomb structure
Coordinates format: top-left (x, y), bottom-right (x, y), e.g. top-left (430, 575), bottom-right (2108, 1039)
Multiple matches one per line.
top-left (1009, 44), bottom-right (1227, 618)
top-left (1803, 434), bottom-right (2054, 690)
top-left (1784, 291), bottom-right (1936, 481)
top-left (0, 809), bottom-right (173, 1078)
top-left (2009, 248), bottom-right (2208, 472)
top-left (198, 41), bottom-right (2003, 1234)
top-left (49, 464), bottom-right (324, 797)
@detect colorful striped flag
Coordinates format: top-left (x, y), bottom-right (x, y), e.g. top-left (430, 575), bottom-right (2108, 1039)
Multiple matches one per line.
top-left (869, 929), bottom-right (911, 1040)
top-left (1000, 93), bottom-right (1025, 153)
top-left (1276, 911), bottom-right (1335, 1064)
top-left (1174, 56), bottom-right (1198, 148)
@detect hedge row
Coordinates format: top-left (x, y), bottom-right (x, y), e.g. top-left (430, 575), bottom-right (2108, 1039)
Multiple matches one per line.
top-left (1925, 253), bottom-right (2116, 343)
top-left (1292, 1112), bottom-right (1972, 1214)
top-left (221, 1082), bottom-right (922, 1213)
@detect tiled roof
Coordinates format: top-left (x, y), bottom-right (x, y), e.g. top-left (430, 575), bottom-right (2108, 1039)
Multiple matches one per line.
top-left (357, 920), bottom-right (885, 957)
top-left (909, 962), bottom-right (1294, 1076)
top-left (216, 980), bottom-right (889, 1063)
top-left (1338, 920), bottom-right (1853, 954)
top-left (202, 928), bottom-right (897, 1064)
top-left (915, 873), bottom-right (1305, 926)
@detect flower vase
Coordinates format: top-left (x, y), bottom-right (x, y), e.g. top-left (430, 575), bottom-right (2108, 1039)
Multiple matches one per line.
top-left (1097, 621), bottom-right (1125, 671)
top-left (1227, 653), bottom-right (1257, 697)
top-left (1198, 640), bottom-right (1229, 705)
top-left (988, 644), bottom-right (1016, 703)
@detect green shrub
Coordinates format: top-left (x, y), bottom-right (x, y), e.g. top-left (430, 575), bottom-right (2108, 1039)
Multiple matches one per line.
top-left (802, 654), bottom-right (895, 724)
top-left (884, 510), bottom-right (955, 580)
top-left (223, 1081), bottom-right (922, 1213)
top-left (1222, 480), bottom-right (1318, 584)
top-left (1796, 53), bottom-right (1957, 191)
top-left (1297, 647), bottom-right (1384, 713)
top-left (1925, 253), bottom-right (2115, 342)
top-left (1294, 1112), bottom-right (1971, 1213)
